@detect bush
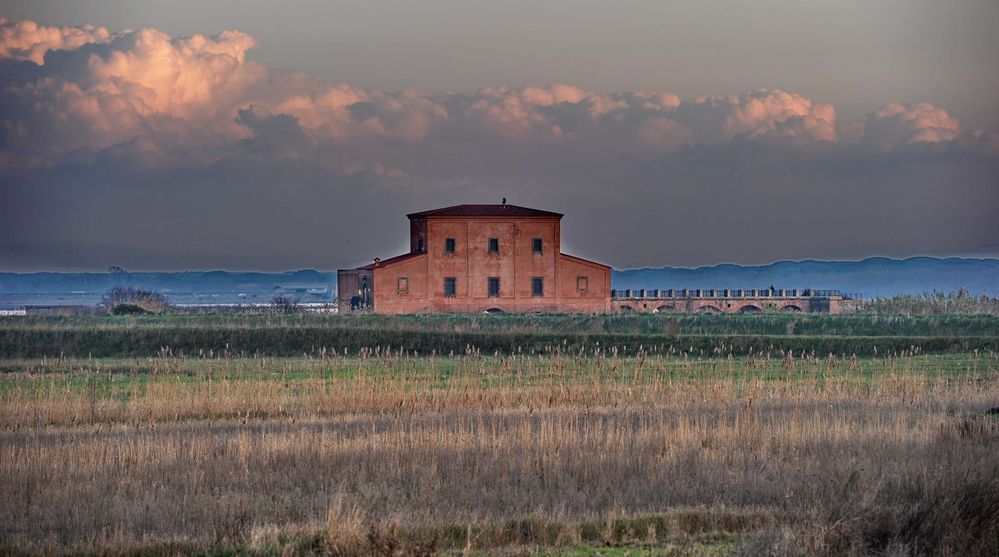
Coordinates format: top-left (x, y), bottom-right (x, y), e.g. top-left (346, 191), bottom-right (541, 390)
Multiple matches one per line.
top-left (857, 288), bottom-right (999, 316)
top-left (111, 303), bottom-right (153, 315)
top-left (271, 295), bottom-right (301, 314)
top-left (100, 287), bottom-right (169, 315)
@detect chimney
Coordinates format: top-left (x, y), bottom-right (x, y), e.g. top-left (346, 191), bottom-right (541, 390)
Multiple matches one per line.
top-left (373, 257), bottom-right (381, 267)
top-left (502, 197), bottom-right (507, 205)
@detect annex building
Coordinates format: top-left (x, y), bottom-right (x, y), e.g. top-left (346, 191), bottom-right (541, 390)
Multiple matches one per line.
top-left (338, 203), bottom-right (611, 313)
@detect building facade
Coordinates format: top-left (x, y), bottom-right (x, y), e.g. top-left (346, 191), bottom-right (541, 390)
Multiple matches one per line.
top-left (338, 204), bottom-right (611, 313)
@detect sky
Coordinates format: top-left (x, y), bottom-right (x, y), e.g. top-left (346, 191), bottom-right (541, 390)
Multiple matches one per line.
top-left (1, 0), bottom-right (997, 271)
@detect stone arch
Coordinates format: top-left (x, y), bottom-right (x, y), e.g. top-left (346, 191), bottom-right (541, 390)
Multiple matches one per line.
top-left (654, 305), bottom-right (677, 313)
top-left (618, 305), bottom-right (635, 313)
top-left (696, 305), bottom-right (721, 313)
top-left (739, 304), bottom-right (761, 313)
top-left (484, 307), bottom-right (505, 313)
top-left (782, 305), bottom-right (802, 313)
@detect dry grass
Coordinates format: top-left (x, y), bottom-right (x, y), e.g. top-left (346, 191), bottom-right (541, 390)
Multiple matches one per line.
top-left (1, 350), bottom-right (992, 428)
top-left (0, 350), bottom-right (997, 555)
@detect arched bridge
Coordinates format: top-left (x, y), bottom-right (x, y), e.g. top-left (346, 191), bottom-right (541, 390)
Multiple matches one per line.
top-left (611, 288), bottom-right (859, 314)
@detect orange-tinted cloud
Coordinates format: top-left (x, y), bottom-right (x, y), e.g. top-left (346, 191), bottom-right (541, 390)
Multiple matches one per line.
top-left (0, 18), bottom-right (994, 174)
top-left (0, 18), bottom-right (110, 64)
top-left (861, 101), bottom-right (961, 149)
top-left (2, 18), bottom-right (996, 272)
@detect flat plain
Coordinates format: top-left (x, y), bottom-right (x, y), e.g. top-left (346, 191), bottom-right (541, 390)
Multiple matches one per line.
top-left (1, 313), bottom-right (997, 555)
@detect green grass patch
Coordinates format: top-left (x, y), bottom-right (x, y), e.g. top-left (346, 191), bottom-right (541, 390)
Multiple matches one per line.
top-left (1, 352), bottom-right (993, 401)
top-left (1, 323), bottom-right (997, 358)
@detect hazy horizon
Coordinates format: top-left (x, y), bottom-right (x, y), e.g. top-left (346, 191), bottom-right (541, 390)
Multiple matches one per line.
top-left (1, 254), bottom-right (997, 275)
top-left (2, 1), bottom-right (997, 272)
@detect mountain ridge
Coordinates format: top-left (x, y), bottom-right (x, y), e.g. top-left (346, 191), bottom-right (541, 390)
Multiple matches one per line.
top-left (612, 257), bottom-right (999, 298)
top-left (0, 257), bottom-right (996, 307)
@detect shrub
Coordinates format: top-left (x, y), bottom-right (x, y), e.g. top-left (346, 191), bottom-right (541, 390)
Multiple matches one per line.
top-left (857, 288), bottom-right (999, 316)
top-left (100, 287), bottom-right (169, 315)
top-left (271, 295), bottom-right (302, 314)
top-left (111, 303), bottom-right (153, 315)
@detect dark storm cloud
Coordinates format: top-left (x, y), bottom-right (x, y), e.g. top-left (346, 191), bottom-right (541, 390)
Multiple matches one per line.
top-left (0, 18), bottom-right (997, 271)
top-left (235, 106), bottom-right (313, 157)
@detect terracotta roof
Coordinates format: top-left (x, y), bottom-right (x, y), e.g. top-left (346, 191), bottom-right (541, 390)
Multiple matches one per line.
top-left (356, 251), bottom-right (426, 270)
top-left (407, 204), bottom-right (563, 219)
top-left (560, 252), bottom-right (612, 270)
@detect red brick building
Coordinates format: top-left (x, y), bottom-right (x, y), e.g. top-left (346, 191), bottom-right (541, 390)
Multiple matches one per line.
top-left (338, 204), bottom-right (611, 313)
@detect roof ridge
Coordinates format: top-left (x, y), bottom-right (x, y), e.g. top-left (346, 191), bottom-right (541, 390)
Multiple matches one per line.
top-left (355, 251), bottom-right (426, 270)
top-left (407, 203), bottom-right (563, 218)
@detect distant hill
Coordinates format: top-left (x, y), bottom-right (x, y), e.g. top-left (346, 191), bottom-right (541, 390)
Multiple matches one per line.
top-left (0, 269), bottom-right (334, 293)
top-left (0, 269), bottom-right (336, 308)
top-left (612, 257), bottom-right (999, 298)
top-left (0, 258), bottom-right (996, 308)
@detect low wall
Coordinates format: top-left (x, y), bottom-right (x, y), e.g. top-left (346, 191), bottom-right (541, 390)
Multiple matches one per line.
top-left (611, 294), bottom-right (857, 314)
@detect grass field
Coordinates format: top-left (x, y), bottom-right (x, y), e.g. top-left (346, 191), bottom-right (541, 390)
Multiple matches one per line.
top-left (1, 314), bottom-right (997, 555)
top-left (7, 312), bottom-right (999, 336)
top-left (3, 313), bottom-right (999, 357)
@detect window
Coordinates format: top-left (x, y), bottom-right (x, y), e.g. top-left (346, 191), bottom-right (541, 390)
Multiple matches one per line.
top-left (532, 238), bottom-right (543, 254)
top-left (445, 238), bottom-right (456, 254)
top-left (397, 277), bottom-right (409, 294)
top-left (488, 237), bottom-right (499, 254)
top-left (531, 277), bottom-right (544, 297)
top-left (488, 277), bottom-right (500, 297)
top-left (444, 277), bottom-right (457, 297)
top-left (576, 276), bottom-right (589, 292)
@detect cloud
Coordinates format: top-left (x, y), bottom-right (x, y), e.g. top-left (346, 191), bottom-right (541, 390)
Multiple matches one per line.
top-left (672, 89), bottom-right (837, 144)
top-left (861, 101), bottom-right (961, 150)
top-left (81, 28), bottom-right (261, 118)
top-left (235, 105), bottom-right (312, 158)
top-left (5, 17), bottom-right (984, 168)
top-left (0, 23), bottom-right (263, 162)
top-left (0, 18), bottom-right (110, 64)
top-left (0, 18), bottom-right (996, 271)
